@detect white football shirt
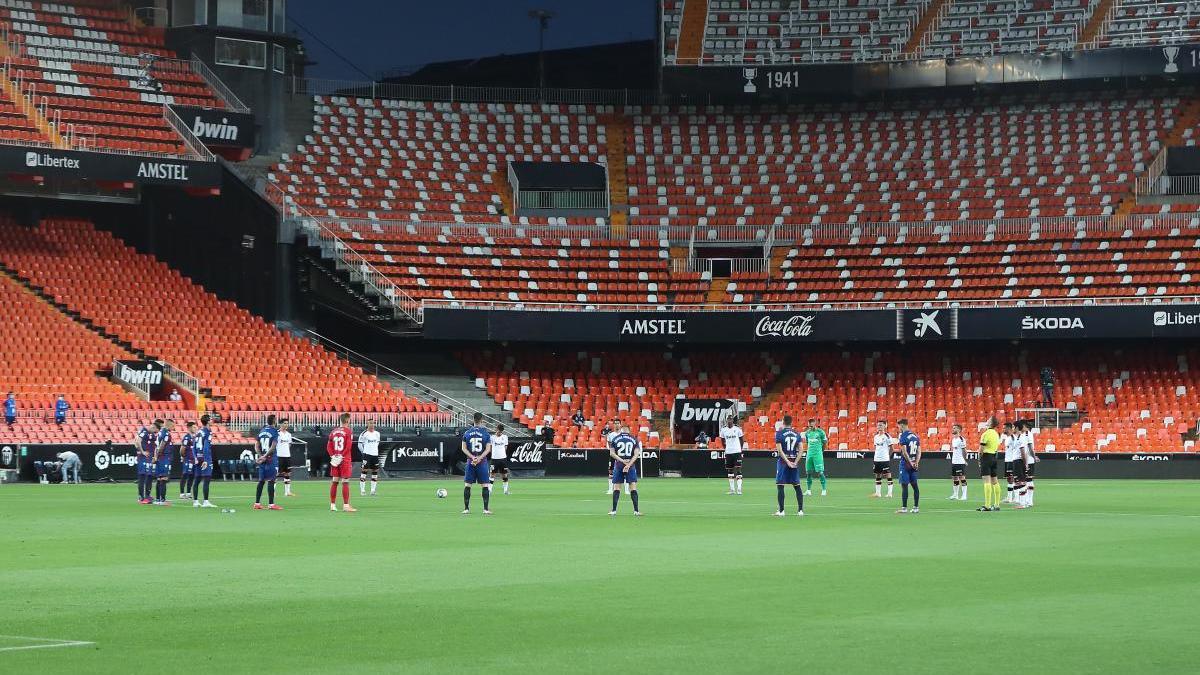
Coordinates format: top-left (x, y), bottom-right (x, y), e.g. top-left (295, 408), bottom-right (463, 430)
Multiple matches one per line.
top-left (277, 430), bottom-right (293, 458)
top-left (358, 429), bottom-right (381, 457)
top-left (720, 425), bottom-right (745, 453)
top-left (490, 433), bottom-right (509, 460)
top-left (873, 433), bottom-right (894, 462)
top-left (951, 435), bottom-right (966, 464)
top-left (1021, 431), bottom-right (1036, 462)
top-left (1003, 433), bottom-right (1020, 461)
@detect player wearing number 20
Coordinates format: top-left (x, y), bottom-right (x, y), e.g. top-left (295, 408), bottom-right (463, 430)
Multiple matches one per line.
top-left (774, 415), bottom-right (804, 517)
top-left (461, 412), bottom-right (493, 515)
top-left (608, 424), bottom-right (642, 516)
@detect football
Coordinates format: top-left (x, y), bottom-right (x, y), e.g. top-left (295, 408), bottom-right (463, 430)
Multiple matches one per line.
top-left (435, 488), bottom-right (448, 499)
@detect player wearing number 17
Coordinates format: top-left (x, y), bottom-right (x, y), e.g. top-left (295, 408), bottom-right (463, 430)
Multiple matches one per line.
top-left (327, 413), bottom-right (357, 513)
top-left (774, 415), bottom-right (804, 517)
top-left (461, 412), bottom-right (493, 515)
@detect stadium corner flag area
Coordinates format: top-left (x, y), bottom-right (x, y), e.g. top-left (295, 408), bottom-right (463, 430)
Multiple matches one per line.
top-left (2, 1), bottom-right (1200, 673)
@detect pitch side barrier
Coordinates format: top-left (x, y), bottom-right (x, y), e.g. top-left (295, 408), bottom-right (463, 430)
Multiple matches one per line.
top-left (422, 301), bottom-right (1200, 343)
top-left (541, 450), bottom-right (1200, 480)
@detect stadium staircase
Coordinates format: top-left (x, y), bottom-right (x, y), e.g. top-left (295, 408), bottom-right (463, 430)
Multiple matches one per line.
top-left (674, 0), bottom-right (709, 64)
top-left (600, 112), bottom-right (630, 233)
top-left (0, 68), bottom-right (66, 147)
top-left (1079, 0), bottom-right (1119, 44)
top-left (902, 0), bottom-right (951, 55)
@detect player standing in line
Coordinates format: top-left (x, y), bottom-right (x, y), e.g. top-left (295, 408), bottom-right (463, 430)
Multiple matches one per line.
top-left (153, 419), bottom-right (175, 505)
top-left (605, 418), bottom-right (626, 495)
top-left (327, 413), bottom-right (357, 512)
top-left (895, 419), bottom-right (921, 514)
top-left (359, 420), bottom-right (381, 497)
top-left (720, 417), bottom-right (744, 495)
top-left (192, 415), bottom-right (216, 508)
top-left (490, 423), bottom-right (511, 495)
top-left (1002, 422), bottom-right (1019, 504)
top-left (179, 421), bottom-right (196, 500)
top-left (774, 415), bottom-right (804, 517)
top-left (870, 420), bottom-right (895, 498)
top-left (1020, 422), bottom-right (1037, 507)
top-left (608, 424), bottom-right (642, 516)
top-left (135, 419), bottom-right (158, 504)
top-left (461, 412), bottom-right (493, 515)
top-left (803, 418), bottom-right (828, 497)
top-left (948, 424), bottom-right (968, 500)
top-left (977, 417), bottom-right (1002, 512)
top-left (277, 418), bottom-right (296, 497)
top-left (253, 415), bottom-right (282, 510)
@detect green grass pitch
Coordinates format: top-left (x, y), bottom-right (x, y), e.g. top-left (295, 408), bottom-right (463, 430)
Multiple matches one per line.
top-left (1, 478), bottom-right (1197, 674)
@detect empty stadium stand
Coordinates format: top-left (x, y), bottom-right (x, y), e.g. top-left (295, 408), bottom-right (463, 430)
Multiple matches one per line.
top-left (0, 0), bottom-right (227, 155)
top-left (1100, 0), bottom-right (1200, 48)
top-left (0, 216), bottom-right (439, 417)
top-left (918, 0), bottom-right (1100, 58)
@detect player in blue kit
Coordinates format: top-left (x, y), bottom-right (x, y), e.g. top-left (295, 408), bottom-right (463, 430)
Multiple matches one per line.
top-left (774, 415), bottom-right (804, 517)
top-left (895, 419), bottom-right (922, 514)
top-left (608, 424), bottom-right (642, 516)
top-left (178, 421), bottom-right (197, 500)
top-left (461, 412), bottom-right (493, 515)
top-left (253, 415), bottom-right (282, 510)
top-left (192, 415), bottom-right (215, 508)
top-left (153, 419), bottom-right (175, 505)
top-left (134, 419), bottom-right (159, 504)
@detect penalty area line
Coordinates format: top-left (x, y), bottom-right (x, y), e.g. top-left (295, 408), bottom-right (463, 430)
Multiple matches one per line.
top-left (0, 635), bottom-right (95, 653)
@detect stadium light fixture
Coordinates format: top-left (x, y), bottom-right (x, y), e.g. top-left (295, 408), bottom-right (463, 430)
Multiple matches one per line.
top-left (528, 9), bottom-right (555, 93)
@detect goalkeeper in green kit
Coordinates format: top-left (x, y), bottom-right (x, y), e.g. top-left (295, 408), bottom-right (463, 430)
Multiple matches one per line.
top-left (803, 418), bottom-right (828, 496)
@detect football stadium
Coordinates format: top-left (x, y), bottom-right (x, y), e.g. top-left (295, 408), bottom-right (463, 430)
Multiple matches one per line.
top-left (1, 0), bottom-right (1199, 672)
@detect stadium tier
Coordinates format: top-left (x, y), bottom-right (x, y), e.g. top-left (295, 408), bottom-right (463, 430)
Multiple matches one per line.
top-left (918, 0), bottom-right (1100, 59)
top-left (0, 0), bottom-right (226, 155)
top-left (460, 348), bottom-right (788, 448)
top-left (1100, 0), bottom-right (1200, 47)
top-left (0, 216), bottom-right (439, 417)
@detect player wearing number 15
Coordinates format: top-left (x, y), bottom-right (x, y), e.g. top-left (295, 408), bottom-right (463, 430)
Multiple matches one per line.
top-left (327, 413), bottom-right (357, 513)
top-left (461, 412), bottom-right (493, 515)
top-left (774, 415), bottom-right (804, 517)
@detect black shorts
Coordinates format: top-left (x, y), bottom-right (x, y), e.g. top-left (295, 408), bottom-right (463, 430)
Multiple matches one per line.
top-left (492, 458), bottom-right (510, 472)
top-left (278, 457), bottom-right (292, 472)
top-left (873, 460), bottom-right (891, 475)
top-left (724, 452), bottom-right (743, 470)
top-left (980, 453), bottom-right (998, 477)
top-left (1025, 460), bottom-right (1035, 478)
top-left (1014, 460), bottom-right (1027, 481)
top-left (1004, 460), bottom-right (1018, 477)
top-left (951, 463), bottom-right (966, 477)
top-left (362, 455), bottom-right (380, 470)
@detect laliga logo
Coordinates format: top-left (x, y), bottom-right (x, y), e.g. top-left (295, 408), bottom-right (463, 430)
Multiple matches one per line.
top-left (743, 68), bottom-right (758, 93)
top-left (94, 450), bottom-right (137, 469)
top-left (239, 449), bottom-right (255, 462)
top-left (911, 310), bottom-right (942, 338)
top-left (1164, 45), bottom-right (1180, 74)
top-left (756, 315), bottom-right (814, 338)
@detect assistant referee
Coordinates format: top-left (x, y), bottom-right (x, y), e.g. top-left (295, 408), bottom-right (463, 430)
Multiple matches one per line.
top-left (977, 417), bottom-right (1001, 512)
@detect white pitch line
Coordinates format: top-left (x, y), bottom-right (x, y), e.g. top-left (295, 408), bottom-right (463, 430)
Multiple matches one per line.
top-left (0, 635), bottom-right (94, 653)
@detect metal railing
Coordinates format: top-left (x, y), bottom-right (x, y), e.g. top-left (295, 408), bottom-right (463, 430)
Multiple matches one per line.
top-left (190, 55), bottom-right (250, 112)
top-left (671, 257), bottom-right (768, 275)
top-left (1137, 146), bottom-right (1170, 195)
top-left (158, 361), bottom-right (200, 396)
top-left (224, 410), bottom-right (456, 434)
top-left (262, 180), bottom-right (421, 322)
top-left (420, 294), bottom-right (1200, 316)
top-left (292, 76), bottom-right (668, 106)
top-left (516, 189), bottom-right (608, 211)
top-left (1142, 174), bottom-right (1200, 197)
top-left (305, 330), bottom-right (508, 431)
top-left (162, 105), bottom-right (216, 161)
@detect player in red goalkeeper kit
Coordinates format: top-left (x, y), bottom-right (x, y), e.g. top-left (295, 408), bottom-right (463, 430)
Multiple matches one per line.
top-left (327, 413), bottom-right (357, 512)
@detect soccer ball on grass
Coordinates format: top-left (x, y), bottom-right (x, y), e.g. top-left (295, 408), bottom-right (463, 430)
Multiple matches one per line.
top-left (435, 488), bottom-right (448, 499)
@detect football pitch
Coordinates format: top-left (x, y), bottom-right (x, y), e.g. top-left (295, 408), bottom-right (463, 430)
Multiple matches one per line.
top-left (1, 478), bottom-right (1197, 674)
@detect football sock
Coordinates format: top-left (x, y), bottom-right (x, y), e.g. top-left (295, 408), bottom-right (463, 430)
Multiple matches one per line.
top-left (886, 479), bottom-right (893, 497)
top-left (136, 475), bottom-right (144, 499)
top-left (342, 482), bottom-right (350, 505)
top-left (267, 481), bottom-right (275, 505)
top-left (370, 476), bottom-right (377, 495)
top-left (793, 485), bottom-right (803, 511)
top-left (874, 479), bottom-right (881, 496)
top-left (806, 474), bottom-right (813, 490)
top-left (200, 478), bottom-right (210, 500)
top-left (179, 475), bottom-right (187, 495)
top-left (283, 477), bottom-right (291, 495)
top-left (728, 475), bottom-right (735, 491)
top-left (735, 476), bottom-right (742, 492)
top-left (1007, 479), bottom-right (1014, 501)
top-left (961, 482), bottom-right (967, 500)
top-left (255, 480), bottom-right (265, 504)
top-left (951, 481), bottom-right (959, 498)
top-left (360, 475), bottom-right (367, 495)
top-left (819, 473), bottom-right (827, 489)
top-left (1027, 480), bottom-right (1034, 505)
top-left (631, 489), bottom-right (639, 512)
top-left (482, 486), bottom-right (490, 510)
top-left (902, 483), bottom-right (909, 508)
top-left (463, 486), bottom-right (471, 510)
top-left (611, 490), bottom-right (620, 512)
top-left (776, 485), bottom-right (785, 512)
top-left (329, 482), bottom-right (338, 504)
top-left (911, 482), bottom-right (919, 508)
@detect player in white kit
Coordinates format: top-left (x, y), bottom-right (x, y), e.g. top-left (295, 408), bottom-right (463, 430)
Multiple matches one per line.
top-left (278, 418), bottom-right (297, 497)
top-left (948, 423), bottom-right (968, 500)
top-left (359, 420), bottom-right (381, 496)
top-left (1016, 421), bottom-right (1037, 508)
top-left (871, 421), bottom-right (895, 498)
top-left (720, 417), bottom-right (745, 495)
top-left (490, 424), bottom-right (511, 494)
top-left (1002, 422), bottom-right (1020, 503)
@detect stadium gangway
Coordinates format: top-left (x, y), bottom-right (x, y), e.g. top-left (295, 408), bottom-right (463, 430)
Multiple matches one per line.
top-left (304, 330), bottom-right (516, 435)
top-left (419, 293), bottom-right (1200, 316)
top-left (224, 410), bottom-right (459, 435)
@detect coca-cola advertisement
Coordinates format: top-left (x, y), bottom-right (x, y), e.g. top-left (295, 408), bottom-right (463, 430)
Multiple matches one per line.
top-left (507, 439), bottom-right (546, 470)
top-left (754, 314), bottom-right (815, 339)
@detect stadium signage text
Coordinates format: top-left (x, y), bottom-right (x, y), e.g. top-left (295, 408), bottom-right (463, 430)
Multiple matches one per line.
top-left (169, 105), bottom-right (256, 151)
top-left (620, 318), bottom-right (686, 336)
top-left (755, 314), bottom-right (814, 338)
top-left (511, 441), bottom-right (544, 465)
top-left (94, 449), bottom-right (137, 470)
top-left (137, 161), bottom-right (189, 182)
top-left (1021, 316), bottom-right (1084, 330)
top-left (1153, 310), bottom-right (1200, 326)
top-left (0, 144), bottom-right (221, 188)
top-left (114, 360), bottom-right (164, 391)
top-left (1131, 454), bottom-right (1170, 461)
top-left (25, 151), bottom-right (80, 170)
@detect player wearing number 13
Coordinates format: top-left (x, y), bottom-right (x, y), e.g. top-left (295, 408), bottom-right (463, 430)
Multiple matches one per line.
top-left (774, 415), bottom-right (804, 517)
top-left (327, 413), bottom-right (357, 513)
top-left (461, 412), bottom-right (493, 515)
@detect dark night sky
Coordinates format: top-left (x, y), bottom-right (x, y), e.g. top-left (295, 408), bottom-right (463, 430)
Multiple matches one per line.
top-left (286, 0), bottom-right (656, 80)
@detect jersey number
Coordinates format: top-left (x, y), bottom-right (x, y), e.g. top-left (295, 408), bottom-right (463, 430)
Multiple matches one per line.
top-left (332, 436), bottom-right (345, 452)
top-left (616, 440), bottom-right (635, 457)
top-left (783, 436), bottom-right (797, 453)
top-left (470, 438), bottom-right (483, 454)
